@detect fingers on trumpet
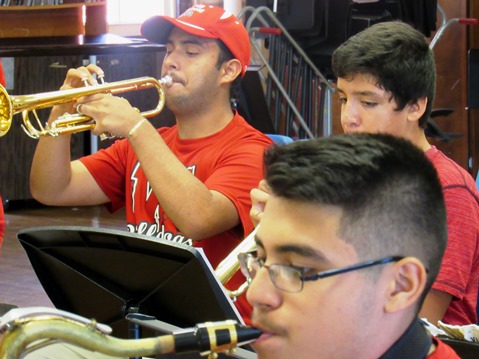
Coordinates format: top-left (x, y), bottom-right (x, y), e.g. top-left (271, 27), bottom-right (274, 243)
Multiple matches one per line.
top-left (250, 189), bottom-right (270, 224)
top-left (249, 205), bottom-right (264, 227)
top-left (62, 65), bottom-right (105, 91)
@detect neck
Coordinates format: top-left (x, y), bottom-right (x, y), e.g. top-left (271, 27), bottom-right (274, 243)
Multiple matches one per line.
top-left (402, 127), bottom-right (432, 152)
top-left (415, 133), bottom-right (432, 152)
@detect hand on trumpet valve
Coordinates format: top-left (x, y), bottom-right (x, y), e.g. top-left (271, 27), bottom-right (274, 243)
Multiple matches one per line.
top-left (76, 103), bottom-right (84, 116)
top-left (249, 180), bottom-right (271, 227)
top-left (81, 77), bottom-right (90, 87)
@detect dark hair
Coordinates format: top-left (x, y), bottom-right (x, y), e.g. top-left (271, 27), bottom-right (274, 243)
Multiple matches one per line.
top-left (215, 39), bottom-right (242, 100)
top-left (264, 133), bottom-right (446, 305)
top-left (332, 21), bottom-right (436, 128)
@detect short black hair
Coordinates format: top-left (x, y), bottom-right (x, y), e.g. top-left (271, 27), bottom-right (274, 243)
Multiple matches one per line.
top-left (332, 21), bottom-right (436, 128)
top-left (264, 133), bottom-right (446, 303)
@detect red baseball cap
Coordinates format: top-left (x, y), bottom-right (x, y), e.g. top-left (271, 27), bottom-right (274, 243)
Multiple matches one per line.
top-left (141, 4), bottom-right (250, 77)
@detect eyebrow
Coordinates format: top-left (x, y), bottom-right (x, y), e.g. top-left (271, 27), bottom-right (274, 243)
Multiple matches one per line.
top-left (255, 235), bottom-right (332, 263)
top-left (336, 88), bottom-right (383, 98)
top-left (166, 39), bottom-right (205, 47)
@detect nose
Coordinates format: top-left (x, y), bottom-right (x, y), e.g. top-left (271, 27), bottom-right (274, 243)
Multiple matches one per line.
top-left (162, 51), bottom-right (179, 72)
top-left (340, 101), bottom-right (361, 133)
top-left (246, 265), bottom-right (282, 310)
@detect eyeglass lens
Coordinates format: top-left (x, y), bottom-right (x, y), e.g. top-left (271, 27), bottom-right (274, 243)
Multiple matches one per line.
top-left (239, 253), bottom-right (303, 292)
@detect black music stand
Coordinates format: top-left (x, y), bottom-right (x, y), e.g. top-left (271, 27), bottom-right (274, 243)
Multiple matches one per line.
top-left (17, 226), bottom-right (244, 342)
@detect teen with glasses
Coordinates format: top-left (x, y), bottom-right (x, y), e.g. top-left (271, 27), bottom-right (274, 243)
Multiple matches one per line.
top-left (244, 133), bottom-right (459, 358)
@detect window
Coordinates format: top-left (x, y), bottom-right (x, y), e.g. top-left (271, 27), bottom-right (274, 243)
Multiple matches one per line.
top-left (107, 0), bottom-right (176, 25)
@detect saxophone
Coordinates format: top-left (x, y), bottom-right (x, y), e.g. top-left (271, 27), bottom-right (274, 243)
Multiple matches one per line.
top-left (0, 307), bottom-right (261, 359)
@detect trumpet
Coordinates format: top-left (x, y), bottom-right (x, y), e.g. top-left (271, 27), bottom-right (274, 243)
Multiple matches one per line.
top-left (0, 307), bottom-right (261, 359)
top-left (0, 75), bottom-right (172, 139)
top-left (216, 227), bottom-right (257, 299)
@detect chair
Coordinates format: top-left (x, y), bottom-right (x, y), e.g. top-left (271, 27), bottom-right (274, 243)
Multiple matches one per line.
top-left (266, 134), bottom-right (294, 145)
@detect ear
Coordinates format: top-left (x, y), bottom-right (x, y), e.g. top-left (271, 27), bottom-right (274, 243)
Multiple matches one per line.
top-left (407, 97), bottom-right (428, 123)
top-left (220, 59), bottom-right (242, 84)
top-left (384, 257), bottom-right (428, 314)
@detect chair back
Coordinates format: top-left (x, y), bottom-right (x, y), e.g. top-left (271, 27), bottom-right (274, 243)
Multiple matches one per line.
top-left (267, 134), bottom-right (294, 145)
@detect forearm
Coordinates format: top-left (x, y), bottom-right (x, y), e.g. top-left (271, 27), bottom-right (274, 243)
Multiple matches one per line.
top-left (30, 139), bottom-right (74, 205)
top-left (419, 289), bottom-right (452, 325)
top-left (30, 106), bottom-right (76, 204)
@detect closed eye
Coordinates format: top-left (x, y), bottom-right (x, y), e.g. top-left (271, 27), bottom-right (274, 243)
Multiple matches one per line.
top-left (293, 265), bottom-right (316, 277)
top-left (361, 101), bottom-right (377, 107)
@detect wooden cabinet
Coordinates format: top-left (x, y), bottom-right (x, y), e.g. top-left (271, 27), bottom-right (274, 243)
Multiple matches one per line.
top-left (0, 1), bottom-right (107, 38)
top-left (0, 55), bottom-right (86, 203)
top-left (426, 0), bottom-right (470, 171)
top-left (469, 1), bottom-right (479, 178)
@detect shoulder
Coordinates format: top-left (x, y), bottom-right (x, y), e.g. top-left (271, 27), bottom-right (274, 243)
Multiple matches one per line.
top-left (195, 113), bottom-right (273, 157)
top-left (427, 147), bottom-right (478, 192)
top-left (232, 112), bottom-right (272, 142)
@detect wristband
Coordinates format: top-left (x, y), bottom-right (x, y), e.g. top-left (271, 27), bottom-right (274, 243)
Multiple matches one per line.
top-left (127, 118), bottom-right (147, 139)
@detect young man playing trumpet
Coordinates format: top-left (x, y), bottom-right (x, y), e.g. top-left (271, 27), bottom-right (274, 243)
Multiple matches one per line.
top-left (30, 4), bottom-right (272, 322)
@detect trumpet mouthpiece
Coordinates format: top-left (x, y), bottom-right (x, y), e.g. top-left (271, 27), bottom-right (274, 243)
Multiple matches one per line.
top-left (160, 75), bottom-right (173, 87)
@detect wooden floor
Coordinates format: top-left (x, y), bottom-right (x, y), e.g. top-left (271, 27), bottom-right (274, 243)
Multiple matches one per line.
top-left (0, 203), bottom-right (126, 309)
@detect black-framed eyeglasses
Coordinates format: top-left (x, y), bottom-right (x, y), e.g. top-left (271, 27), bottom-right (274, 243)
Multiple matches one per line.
top-left (238, 252), bottom-right (404, 293)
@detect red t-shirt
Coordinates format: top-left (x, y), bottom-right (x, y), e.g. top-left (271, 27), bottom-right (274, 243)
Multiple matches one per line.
top-left (0, 195), bottom-right (4, 247)
top-left (428, 338), bottom-right (461, 358)
top-left (426, 146), bottom-right (479, 325)
top-left (80, 113), bottom-right (273, 323)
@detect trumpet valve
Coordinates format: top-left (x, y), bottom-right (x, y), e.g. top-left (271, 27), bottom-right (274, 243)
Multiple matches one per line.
top-left (97, 73), bottom-right (106, 84)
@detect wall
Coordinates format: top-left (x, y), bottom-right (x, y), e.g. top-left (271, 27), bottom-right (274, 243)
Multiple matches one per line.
top-left (431, 0), bottom-right (470, 171)
top-left (469, 0), bottom-right (479, 177)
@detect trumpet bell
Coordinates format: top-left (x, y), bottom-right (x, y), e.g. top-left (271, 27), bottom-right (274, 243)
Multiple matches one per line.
top-left (0, 84), bottom-right (13, 137)
top-left (215, 226), bottom-right (257, 298)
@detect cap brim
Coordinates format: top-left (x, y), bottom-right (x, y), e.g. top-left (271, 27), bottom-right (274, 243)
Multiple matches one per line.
top-left (141, 16), bottom-right (219, 44)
